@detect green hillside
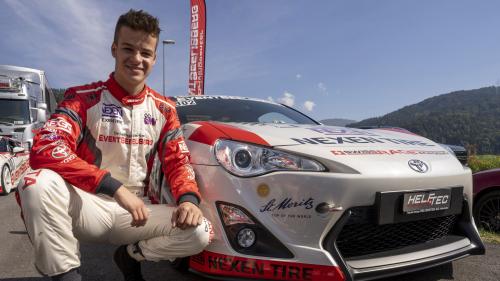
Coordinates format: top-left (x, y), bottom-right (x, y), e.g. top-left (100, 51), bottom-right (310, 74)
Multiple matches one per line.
top-left (348, 87), bottom-right (500, 154)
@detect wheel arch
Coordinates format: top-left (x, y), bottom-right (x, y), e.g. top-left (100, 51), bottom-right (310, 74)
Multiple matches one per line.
top-left (474, 186), bottom-right (500, 205)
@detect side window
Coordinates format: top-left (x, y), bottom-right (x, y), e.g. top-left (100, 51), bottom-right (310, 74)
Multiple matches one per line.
top-left (0, 140), bottom-right (7, 152)
top-left (6, 141), bottom-right (13, 153)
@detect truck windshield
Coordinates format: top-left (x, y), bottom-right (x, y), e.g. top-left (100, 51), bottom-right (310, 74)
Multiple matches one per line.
top-left (0, 99), bottom-right (30, 125)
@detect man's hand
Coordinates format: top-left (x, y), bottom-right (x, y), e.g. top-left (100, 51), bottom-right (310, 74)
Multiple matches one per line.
top-left (113, 186), bottom-right (149, 227)
top-left (171, 202), bottom-right (203, 230)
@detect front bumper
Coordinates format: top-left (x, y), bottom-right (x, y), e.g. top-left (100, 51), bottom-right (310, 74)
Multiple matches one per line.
top-left (323, 200), bottom-right (485, 281)
top-left (188, 165), bottom-right (484, 281)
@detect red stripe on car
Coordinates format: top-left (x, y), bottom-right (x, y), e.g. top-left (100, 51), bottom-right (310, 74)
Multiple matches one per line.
top-left (189, 121), bottom-right (269, 146)
top-left (189, 250), bottom-right (345, 281)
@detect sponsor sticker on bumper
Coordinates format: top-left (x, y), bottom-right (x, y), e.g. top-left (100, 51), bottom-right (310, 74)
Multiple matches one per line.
top-left (189, 250), bottom-right (345, 281)
top-left (403, 189), bottom-right (451, 214)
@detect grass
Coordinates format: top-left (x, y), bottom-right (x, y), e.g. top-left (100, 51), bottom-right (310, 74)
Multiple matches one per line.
top-left (478, 228), bottom-right (500, 244)
top-left (468, 155), bottom-right (500, 173)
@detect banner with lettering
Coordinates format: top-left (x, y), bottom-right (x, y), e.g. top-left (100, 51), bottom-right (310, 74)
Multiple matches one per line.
top-left (188, 0), bottom-right (206, 95)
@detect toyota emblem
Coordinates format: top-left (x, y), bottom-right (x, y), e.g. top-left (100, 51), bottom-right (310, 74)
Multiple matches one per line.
top-left (408, 159), bottom-right (429, 173)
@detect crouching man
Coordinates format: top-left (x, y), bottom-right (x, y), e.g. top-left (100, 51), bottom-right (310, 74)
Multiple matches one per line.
top-left (17, 9), bottom-right (211, 281)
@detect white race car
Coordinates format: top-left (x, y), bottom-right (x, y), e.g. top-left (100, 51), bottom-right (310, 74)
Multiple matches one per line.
top-left (0, 136), bottom-right (29, 195)
top-left (148, 96), bottom-right (484, 281)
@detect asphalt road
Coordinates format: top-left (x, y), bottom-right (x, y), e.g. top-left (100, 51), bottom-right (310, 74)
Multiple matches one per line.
top-left (1, 193), bottom-right (499, 281)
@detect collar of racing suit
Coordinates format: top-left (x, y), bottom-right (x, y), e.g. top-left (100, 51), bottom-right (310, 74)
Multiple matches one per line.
top-left (104, 73), bottom-right (150, 106)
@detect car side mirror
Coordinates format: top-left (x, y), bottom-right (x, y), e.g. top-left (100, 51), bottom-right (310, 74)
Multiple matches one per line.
top-left (37, 102), bottom-right (48, 110)
top-left (36, 108), bottom-right (47, 122)
top-left (13, 147), bottom-right (25, 154)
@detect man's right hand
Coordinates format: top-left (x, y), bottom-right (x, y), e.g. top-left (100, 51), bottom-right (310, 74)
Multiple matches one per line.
top-left (113, 186), bottom-right (149, 227)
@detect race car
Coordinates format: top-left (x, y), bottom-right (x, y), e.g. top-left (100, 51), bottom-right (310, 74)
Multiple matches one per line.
top-left (148, 96), bottom-right (485, 281)
top-left (0, 136), bottom-right (29, 195)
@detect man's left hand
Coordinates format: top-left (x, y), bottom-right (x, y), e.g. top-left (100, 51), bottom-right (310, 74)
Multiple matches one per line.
top-left (171, 202), bottom-right (203, 230)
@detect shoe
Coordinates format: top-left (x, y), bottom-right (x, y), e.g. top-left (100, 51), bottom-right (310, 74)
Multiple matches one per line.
top-left (113, 245), bottom-right (146, 281)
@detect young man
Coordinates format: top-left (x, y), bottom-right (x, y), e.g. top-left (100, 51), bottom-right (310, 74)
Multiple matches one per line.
top-left (17, 9), bottom-right (211, 281)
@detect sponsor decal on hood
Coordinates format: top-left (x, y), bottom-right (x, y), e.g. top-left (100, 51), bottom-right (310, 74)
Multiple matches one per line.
top-left (195, 122), bottom-right (439, 148)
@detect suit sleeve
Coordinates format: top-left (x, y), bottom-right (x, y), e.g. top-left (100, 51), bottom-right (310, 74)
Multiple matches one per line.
top-left (29, 88), bottom-right (122, 195)
top-left (158, 107), bottom-right (201, 205)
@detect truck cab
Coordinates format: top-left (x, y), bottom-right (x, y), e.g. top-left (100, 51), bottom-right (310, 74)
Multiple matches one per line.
top-left (0, 65), bottom-right (56, 149)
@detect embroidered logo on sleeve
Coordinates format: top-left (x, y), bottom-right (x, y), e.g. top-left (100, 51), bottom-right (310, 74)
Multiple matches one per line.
top-left (178, 141), bottom-right (189, 153)
top-left (43, 117), bottom-right (73, 134)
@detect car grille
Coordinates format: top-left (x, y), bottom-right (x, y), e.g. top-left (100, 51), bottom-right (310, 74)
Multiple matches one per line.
top-left (335, 207), bottom-right (459, 258)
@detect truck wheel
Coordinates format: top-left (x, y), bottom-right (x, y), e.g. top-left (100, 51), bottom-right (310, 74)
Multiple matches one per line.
top-left (170, 257), bottom-right (190, 272)
top-left (474, 190), bottom-right (500, 233)
top-left (0, 165), bottom-right (12, 195)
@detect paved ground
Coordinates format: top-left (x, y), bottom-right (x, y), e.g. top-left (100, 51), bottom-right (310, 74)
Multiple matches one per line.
top-left (1, 193), bottom-right (499, 281)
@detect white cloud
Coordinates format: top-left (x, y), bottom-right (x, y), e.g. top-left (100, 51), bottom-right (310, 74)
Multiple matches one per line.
top-left (4, 0), bottom-right (115, 87)
top-left (267, 96), bottom-right (275, 102)
top-left (296, 74), bottom-right (302, 79)
top-left (277, 91), bottom-right (295, 107)
top-left (303, 100), bottom-right (315, 112)
top-left (318, 82), bottom-right (329, 95)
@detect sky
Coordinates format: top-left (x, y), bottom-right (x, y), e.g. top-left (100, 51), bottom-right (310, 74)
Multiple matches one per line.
top-left (1, 0), bottom-right (500, 121)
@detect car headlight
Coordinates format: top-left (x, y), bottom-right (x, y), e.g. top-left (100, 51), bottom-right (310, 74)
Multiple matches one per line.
top-left (214, 139), bottom-right (326, 177)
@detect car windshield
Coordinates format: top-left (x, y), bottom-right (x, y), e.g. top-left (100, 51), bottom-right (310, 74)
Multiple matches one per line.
top-left (173, 96), bottom-right (319, 125)
top-left (0, 99), bottom-right (30, 125)
top-left (0, 139), bottom-right (8, 152)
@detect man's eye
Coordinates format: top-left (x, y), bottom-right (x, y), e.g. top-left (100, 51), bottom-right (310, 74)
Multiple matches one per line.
top-left (142, 52), bottom-right (152, 58)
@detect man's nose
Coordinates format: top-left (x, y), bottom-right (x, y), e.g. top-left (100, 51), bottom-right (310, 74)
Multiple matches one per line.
top-left (130, 51), bottom-right (142, 63)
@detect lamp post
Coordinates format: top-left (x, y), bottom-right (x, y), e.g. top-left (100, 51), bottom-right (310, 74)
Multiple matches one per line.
top-left (162, 40), bottom-right (175, 96)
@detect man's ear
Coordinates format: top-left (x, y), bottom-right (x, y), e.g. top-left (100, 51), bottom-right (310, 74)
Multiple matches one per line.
top-left (111, 43), bottom-right (117, 58)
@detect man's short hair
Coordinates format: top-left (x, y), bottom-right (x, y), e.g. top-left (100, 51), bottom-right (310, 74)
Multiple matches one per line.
top-left (114, 9), bottom-right (161, 44)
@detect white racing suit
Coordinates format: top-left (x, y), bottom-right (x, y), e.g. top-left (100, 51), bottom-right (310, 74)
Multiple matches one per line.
top-left (17, 74), bottom-right (212, 276)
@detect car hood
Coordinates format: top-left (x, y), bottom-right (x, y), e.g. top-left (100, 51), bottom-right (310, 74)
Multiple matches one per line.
top-left (185, 121), bottom-right (463, 175)
top-left (188, 121), bottom-right (436, 147)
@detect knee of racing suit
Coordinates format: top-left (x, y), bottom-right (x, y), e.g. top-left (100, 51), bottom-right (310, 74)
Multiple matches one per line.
top-left (189, 217), bottom-right (213, 255)
top-left (18, 169), bottom-right (73, 216)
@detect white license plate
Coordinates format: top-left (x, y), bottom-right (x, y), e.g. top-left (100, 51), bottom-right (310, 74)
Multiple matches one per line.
top-left (402, 189), bottom-right (451, 214)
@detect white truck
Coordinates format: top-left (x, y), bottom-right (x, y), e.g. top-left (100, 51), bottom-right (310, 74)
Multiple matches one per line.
top-left (0, 65), bottom-right (56, 149)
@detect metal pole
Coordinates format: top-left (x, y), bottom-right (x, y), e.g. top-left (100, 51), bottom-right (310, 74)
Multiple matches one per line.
top-left (162, 40), bottom-right (175, 96)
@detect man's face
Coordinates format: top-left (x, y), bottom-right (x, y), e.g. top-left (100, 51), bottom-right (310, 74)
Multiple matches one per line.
top-left (111, 26), bottom-right (157, 91)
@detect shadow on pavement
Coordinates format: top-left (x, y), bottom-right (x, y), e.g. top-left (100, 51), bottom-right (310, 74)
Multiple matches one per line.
top-left (0, 277), bottom-right (50, 281)
top-left (382, 262), bottom-right (454, 281)
top-left (9, 231), bottom-right (29, 235)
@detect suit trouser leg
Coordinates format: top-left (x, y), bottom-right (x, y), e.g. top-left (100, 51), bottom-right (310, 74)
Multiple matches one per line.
top-left (19, 168), bottom-right (212, 276)
top-left (106, 203), bottom-right (212, 262)
top-left (18, 169), bottom-right (86, 276)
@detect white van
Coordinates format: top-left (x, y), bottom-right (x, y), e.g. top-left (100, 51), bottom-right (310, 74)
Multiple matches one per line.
top-left (0, 65), bottom-right (56, 149)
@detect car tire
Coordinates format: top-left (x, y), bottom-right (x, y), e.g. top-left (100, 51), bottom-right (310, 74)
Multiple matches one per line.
top-left (474, 190), bottom-right (500, 233)
top-left (170, 257), bottom-right (190, 272)
top-left (0, 165), bottom-right (13, 196)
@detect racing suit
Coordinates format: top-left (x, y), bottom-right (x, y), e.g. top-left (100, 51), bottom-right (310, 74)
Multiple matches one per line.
top-left (17, 74), bottom-right (211, 276)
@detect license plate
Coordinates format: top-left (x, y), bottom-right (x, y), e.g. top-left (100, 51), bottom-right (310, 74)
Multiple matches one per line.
top-left (402, 189), bottom-right (451, 214)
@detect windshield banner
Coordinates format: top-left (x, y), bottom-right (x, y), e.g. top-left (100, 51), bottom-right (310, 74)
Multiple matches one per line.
top-left (188, 0), bottom-right (206, 96)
